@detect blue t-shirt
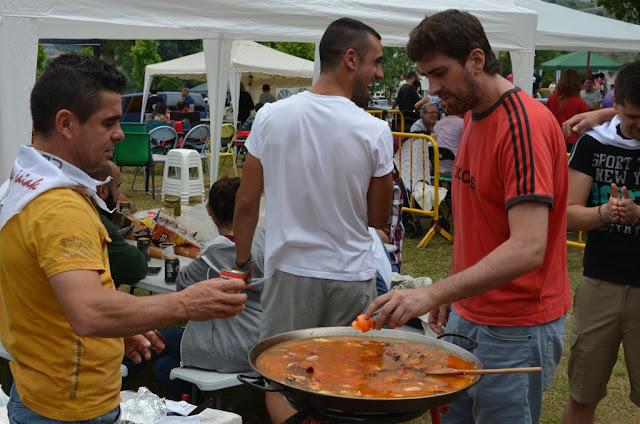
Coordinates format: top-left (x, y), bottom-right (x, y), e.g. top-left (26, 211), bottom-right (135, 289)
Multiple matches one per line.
top-left (184, 95), bottom-right (195, 107)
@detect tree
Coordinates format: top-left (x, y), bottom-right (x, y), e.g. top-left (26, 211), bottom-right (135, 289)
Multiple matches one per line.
top-left (129, 40), bottom-right (162, 89)
top-left (36, 45), bottom-right (49, 78)
top-left (260, 42), bottom-right (315, 61)
top-left (594, 0), bottom-right (640, 23)
top-left (371, 47), bottom-right (416, 98)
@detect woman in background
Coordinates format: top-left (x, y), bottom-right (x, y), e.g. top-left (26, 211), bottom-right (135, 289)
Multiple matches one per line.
top-left (546, 69), bottom-right (589, 152)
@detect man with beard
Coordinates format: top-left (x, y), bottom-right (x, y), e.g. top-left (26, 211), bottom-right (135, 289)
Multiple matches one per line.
top-left (233, 17), bottom-right (393, 423)
top-left (89, 162), bottom-right (147, 286)
top-left (364, 10), bottom-right (570, 424)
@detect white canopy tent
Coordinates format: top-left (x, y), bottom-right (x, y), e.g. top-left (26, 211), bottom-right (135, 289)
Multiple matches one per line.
top-left (142, 40), bottom-right (315, 127)
top-left (513, 0), bottom-right (640, 53)
top-left (0, 0), bottom-right (539, 181)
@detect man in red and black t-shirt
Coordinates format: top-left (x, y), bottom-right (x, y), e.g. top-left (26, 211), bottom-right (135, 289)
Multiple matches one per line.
top-left (366, 10), bottom-right (570, 424)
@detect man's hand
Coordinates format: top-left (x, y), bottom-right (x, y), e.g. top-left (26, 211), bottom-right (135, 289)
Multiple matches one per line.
top-left (124, 330), bottom-right (166, 364)
top-left (562, 108), bottom-right (616, 138)
top-left (364, 286), bottom-right (435, 330)
top-left (619, 186), bottom-right (640, 225)
top-left (427, 304), bottom-right (451, 335)
top-left (232, 261), bottom-right (254, 284)
top-left (180, 278), bottom-right (247, 321)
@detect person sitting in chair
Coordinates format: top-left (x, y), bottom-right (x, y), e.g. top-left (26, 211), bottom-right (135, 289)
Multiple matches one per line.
top-left (154, 176), bottom-right (265, 399)
top-left (152, 101), bottom-right (168, 121)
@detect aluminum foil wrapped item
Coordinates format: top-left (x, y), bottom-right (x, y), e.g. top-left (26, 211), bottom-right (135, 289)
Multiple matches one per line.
top-left (120, 386), bottom-right (166, 424)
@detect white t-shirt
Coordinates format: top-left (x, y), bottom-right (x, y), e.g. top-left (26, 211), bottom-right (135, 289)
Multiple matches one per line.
top-left (246, 91), bottom-right (393, 281)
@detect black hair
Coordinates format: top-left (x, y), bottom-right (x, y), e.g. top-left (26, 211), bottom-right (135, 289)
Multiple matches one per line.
top-left (407, 9), bottom-right (499, 75)
top-left (319, 17), bottom-right (381, 73)
top-left (208, 177), bottom-right (242, 224)
top-left (31, 53), bottom-right (127, 135)
top-left (262, 84), bottom-right (270, 91)
top-left (614, 60), bottom-right (640, 107)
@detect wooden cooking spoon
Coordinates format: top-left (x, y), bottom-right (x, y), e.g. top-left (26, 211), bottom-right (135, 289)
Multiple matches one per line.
top-left (423, 366), bottom-right (542, 376)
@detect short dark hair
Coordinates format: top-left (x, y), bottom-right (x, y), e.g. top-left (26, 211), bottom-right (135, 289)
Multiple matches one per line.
top-left (406, 9), bottom-right (499, 75)
top-left (262, 84), bottom-right (270, 91)
top-left (406, 71), bottom-right (417, 81)
top-left (31, 53), bottom-right (127, 135)
top-left (614, 60), bottom-right (640, 107)
top-left (208, 176), bottom-right (242, 224)
top-left (584, 75), bottom-right (595, 83)
top-left (319, 17), bottom-right (381, 73)
top-left (176, 99), bottom-right (188, 111)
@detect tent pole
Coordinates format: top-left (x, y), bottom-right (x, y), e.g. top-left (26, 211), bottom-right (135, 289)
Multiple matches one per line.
top-left (586, 51), bottom-right (591, 76)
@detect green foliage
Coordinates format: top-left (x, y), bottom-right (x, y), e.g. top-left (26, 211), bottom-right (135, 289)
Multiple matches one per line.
top-left (535, 50), bottom-right (571, 87)
top-left (130, 40), bottom-right (162, 89)
top-left (77, 46), bottom-right (94, 57)
top-left (374, 47), bottom-right (416, 99)
top-left (157, 40), bottom-right (203, 60)
top-left (36, 45), bottom-right (48, 78)
top-left (499, 51), bottom-right (512, 77)
top-left (593, 0), bottom-right (640, 23)
top-left (259, 41), bottom-right (315, 61)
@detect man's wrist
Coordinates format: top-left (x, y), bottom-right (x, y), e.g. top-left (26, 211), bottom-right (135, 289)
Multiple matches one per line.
top-left (235, 255), bottom-right (254, 271)
top-left (597, 205), bottom-right (609, 226)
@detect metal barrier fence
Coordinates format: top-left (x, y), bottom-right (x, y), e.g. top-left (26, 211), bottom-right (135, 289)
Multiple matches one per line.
top-left (393, 132), bottom-right (452, 248)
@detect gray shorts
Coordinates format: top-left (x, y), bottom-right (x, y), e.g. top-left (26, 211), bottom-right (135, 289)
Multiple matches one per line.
top-left (259, 269), bottom-right (377, 340)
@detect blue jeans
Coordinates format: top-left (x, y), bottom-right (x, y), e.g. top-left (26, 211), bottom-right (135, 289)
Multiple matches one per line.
top-left (442, 307), bottom-right (566, 424)
top-left (154, 328), bottom-right (190, 400)
top-left (8, 384), bottom-right (120, 424)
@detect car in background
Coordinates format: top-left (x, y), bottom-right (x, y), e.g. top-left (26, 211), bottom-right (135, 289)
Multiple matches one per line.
top-left (121, 91), bottom-right (208, 122)
top-left (367, 98), bottom-right (393, 111)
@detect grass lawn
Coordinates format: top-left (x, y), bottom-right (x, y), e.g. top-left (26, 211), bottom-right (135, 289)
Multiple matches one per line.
top-left (2, 162), bottom-right (637, 423)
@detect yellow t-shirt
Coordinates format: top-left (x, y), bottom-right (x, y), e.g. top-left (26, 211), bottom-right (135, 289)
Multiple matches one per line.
top-left (0, 188), bottom-right (123, 420)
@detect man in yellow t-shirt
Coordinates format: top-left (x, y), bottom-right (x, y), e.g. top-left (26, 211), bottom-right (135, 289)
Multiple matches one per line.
top-left (0, 53), bottom-right (248, 423)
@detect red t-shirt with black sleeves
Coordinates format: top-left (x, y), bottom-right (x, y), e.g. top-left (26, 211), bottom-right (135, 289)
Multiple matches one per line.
top-left (452, 88), bottom-right (571, 326)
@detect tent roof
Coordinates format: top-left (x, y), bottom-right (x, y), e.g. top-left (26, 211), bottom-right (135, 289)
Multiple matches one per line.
top-left (0, 0), bottom-right (540, 181)
top-left (1, 0), bottom-right (537, 50)
top-left (145, 40), bottom-right (314, 82)
top-left (540, 51), bottom-right (623, 70)
top-left (513, 0), bottom-right (640, 52)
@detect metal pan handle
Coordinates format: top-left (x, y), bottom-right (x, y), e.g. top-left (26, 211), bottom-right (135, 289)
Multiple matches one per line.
top-left (437, 333), bottom-right (478, 352)
top-left (237, 374), bottom-right (286, 392)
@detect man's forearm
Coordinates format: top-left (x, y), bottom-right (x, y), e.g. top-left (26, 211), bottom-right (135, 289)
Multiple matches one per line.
top-left (233, 206), bottom-right (259, 263)
top-left (567, 204), bottom-right (607, 232)
top-left (427, 235), bottom-right (546, 307)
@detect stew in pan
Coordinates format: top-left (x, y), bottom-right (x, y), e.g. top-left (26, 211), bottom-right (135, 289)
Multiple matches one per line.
top-left (256, 335), bottom-right (479, 399)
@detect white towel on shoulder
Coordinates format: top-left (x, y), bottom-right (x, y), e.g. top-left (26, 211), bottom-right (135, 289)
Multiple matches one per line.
top-left (0, 146), bottom-right (111, 231)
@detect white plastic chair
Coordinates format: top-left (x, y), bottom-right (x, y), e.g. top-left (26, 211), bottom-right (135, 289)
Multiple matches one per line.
top-left (161, 149), bottom-right (205, 206)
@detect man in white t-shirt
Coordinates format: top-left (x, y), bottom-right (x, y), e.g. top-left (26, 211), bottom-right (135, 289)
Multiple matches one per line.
top-left (233, 17), bottom-right (393, 423)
